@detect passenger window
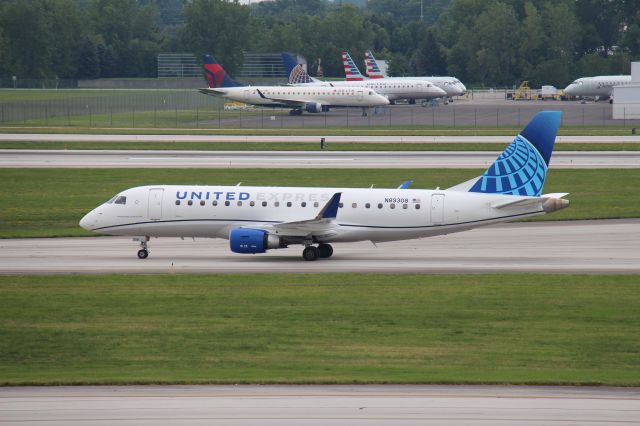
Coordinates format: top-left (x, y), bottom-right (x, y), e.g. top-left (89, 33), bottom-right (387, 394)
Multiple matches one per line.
top-left (352, 203), bottom-right (357, 208)
top-left (287, 201), bottom-right (292, 207)
top-left (415, 204), bottom-right (421, 209)
top-left (365, 203), bottom-right (370, 208)
top-left (213, 200), bottom-right (218, 206)
top-left (262, 201), bottom-right (267, 207)
top-left (339, 203), bottom-right (344, 208)
top-left (187, 200), bottom-right (193, 206)
top-left (390, 203), bottom-right (396, 209)
top-left (403, 203), bottom-right (408, 209)
top-left (200, 200), bottom-right (205, 206)
top-left (114, 196), bottom-right (127, 205)
top-left (301, 202), bottom-right (306, 207)
top-left (378, 203), bottom-right (383, 209)
top-left (237, 201), bottom-right (242, 206)
top-left (250, 201), bottom-right (255, 207)
top-left (314, 202), bottom-right (319, 207)
top-left (225, 201), bottom-right (230, 206)
top-left (274, 201), bottom-right (280, 207)
top-left (175, 200), bottom-right (180, 205)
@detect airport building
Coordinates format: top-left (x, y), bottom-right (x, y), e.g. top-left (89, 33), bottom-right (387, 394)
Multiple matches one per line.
top-left (613, 62), bottom-right (640, 119)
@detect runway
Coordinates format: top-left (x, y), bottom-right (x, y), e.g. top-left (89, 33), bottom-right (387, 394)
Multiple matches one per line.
top-left (2, 220), bottom-right (638, 274)
top-left (2, 385), bottom-right (638, 425)
top-left (2, 149), bottom-right (639, 168)
top-left (1, 133), bottom-right (639, 143)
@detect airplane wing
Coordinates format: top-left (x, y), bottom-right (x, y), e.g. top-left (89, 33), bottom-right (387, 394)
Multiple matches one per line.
top-left (199, 88), bottom-right (226, 96)
top-left (256, 89), bottom-right (317, 107)
top-left (252, 192), bottom-right (342, 237)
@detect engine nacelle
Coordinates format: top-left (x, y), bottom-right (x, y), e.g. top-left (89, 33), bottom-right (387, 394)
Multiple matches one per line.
top-left (305, 102), bottom-right (323, 113)
top-left (229, 228), bottom-right (282, 254)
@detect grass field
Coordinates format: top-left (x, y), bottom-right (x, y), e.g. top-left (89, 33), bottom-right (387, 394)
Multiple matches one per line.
top-left (1, 141), bottom-right (640, 151)
top-left (0, 274), bottom-right (638, 385)
top-left (2, 168), bottom-right (639, 238)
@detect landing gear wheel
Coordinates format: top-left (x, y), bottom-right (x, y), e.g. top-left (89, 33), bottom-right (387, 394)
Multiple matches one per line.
top-left (318, 243), bottom-right (333, 258)
top-left (137, 249), bottom-right (149, 259)
top-left (302, 246), bottom-right (319, 261)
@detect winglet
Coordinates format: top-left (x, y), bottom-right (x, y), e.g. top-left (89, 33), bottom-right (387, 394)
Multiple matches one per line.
top-left (398, 180), bottom-right (413, 189)
top-left (317, 192), bottom-right (342, 219)
top-left (256, 88), bottom-right (268, 99)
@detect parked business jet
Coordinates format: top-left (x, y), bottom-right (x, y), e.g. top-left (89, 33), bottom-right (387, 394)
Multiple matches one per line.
top-left (79, 111), bottom-right (569, 261)
top-left (363, 50), bottom-right (467, 100)
top-left (199, 55), bottom-right (389, 115)
top-left (281, 53), bottom-right (447, 102)
top-left (563, 75), bottom-right (632, 100)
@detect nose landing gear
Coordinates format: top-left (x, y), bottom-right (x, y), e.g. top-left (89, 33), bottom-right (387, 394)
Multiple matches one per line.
top-left (134, 236), bottom-right (150, 259)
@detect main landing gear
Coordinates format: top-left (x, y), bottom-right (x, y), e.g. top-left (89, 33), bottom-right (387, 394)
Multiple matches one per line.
top-left (302, 243), bottom-right (333, 261)
top-left (134, 236), bottom-right (150, 259)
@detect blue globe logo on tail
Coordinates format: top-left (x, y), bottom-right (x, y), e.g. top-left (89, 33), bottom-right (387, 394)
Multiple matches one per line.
top-left (469, 111), bottom-right (562, 197)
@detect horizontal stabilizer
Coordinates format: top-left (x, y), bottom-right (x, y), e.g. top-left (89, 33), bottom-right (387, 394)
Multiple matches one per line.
top-left (491, 193), bottom-right (570, 210)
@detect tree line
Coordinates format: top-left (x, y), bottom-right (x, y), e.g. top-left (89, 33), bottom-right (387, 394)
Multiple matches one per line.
top-left (0, 0), bottom-right (638, 87)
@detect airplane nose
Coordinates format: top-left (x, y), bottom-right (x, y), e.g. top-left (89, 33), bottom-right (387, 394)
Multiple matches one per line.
top-left (79, 210), bottom-right (96, 231)
top-left (563, 85), bottom-right (575, 95)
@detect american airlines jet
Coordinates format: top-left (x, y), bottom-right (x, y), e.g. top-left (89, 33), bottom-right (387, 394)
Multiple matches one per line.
top-left (79, 111), bottom-right (569, 261)
top-left (563, 75), bottom-right (632, 100)
top-left (281, 53), bottom-right (447, 102)
top-left (363, 49), bottom-right (467, 99)
top-left (198, 55), bottom-right (389, 115)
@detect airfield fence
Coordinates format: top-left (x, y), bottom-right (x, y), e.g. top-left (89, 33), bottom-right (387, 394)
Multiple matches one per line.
top-left (1, 89), bottom-right (639, 129)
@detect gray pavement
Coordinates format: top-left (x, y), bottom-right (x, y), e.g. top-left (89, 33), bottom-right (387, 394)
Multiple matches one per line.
top-left (2, 149), bottom-right (639, 168)
top-left (2, 220), bottom-right (638, 274)
top-left (1, 385), bottom-right (639, 425)
top-left (1, 133), bottom-right (639, 143)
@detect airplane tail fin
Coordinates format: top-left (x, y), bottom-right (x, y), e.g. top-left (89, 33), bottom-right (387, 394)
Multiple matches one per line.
top-left (467, 111), bottom-right (562, 196)
top-left (364, 49), bottom-right (385, 79)
top-left (281, 52), bottom-right (314, 84)
top-left (202, 54), bottom-right (243, 88)
top-left (341, 51), bottom-right (365, 81)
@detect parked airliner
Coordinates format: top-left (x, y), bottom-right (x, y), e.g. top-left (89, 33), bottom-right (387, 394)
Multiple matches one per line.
top-left (342, 51), bottom-right (466, 104)
top-left (563, 75), bottom-right (632, 100)
top-left (199, 55), bottom-right (389, 115)
top-left (79, 111), bottom-right (569, 261)
top-left (362, 49), bottom-right (467, 100)
top-left (281, 52), bottom-right (447, 102)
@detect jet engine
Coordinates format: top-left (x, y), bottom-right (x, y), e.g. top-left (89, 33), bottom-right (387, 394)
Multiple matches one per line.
top-left (305, 102), bottom-right (323, 113)
top-left (229, 228), bottom-right (284, 254)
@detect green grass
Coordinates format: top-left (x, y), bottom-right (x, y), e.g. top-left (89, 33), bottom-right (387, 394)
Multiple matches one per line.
top-left (1, 141), bottom-right (640, 151)
top-left (0, 274), bottom-right (638, 385)
top-left (1, 168), bottom-right (639, 238)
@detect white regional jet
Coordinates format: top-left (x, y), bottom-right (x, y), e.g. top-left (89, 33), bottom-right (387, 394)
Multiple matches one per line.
top-left (79, 111), bottom-right (569, 261)
top-left (362, 50), bottom-right (467, 99)
top-left (281, 53), bottom-right (447, 102)
top-left (563, 75), bottom-right (632, 100)
top-left (199, 55), bottom-right (389, 115)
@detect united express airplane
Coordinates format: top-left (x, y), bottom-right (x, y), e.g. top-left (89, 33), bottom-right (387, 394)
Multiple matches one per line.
top-left (79, 111), bottom-right (569, 261)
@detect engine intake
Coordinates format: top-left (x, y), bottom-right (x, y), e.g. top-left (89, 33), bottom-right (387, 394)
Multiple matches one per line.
top-left (305, 102), bottom-right (323, 113)
top-left (229, 228), bottom-right (283, 254)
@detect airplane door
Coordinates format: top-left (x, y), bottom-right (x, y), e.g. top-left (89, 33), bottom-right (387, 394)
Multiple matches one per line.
top-left (430, 194), bottom-right (445, 225)
top-left (148, 188), bottom-right (164, 220)
top-left (243, 89), bottom-right (251, 101)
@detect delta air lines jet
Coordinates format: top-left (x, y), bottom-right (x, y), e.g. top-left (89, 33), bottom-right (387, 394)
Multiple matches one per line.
top-left (199, 55), bottom-right (389, 115)
top-left (79, 111), bottom-right (569, 261)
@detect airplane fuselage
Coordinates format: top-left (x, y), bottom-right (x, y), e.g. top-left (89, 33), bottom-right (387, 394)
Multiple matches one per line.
top-left (80, 185), bottom-right (552, 244)
top-left (564, 75), bottom-right (632, 98)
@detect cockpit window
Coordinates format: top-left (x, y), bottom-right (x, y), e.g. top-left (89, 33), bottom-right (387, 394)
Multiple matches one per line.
top-left (572, 80), bottom-right (583, 85)
top-left (114, 196), bottom-right (127, 205)
top-left (106, 196), bottom-right (116, 204)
